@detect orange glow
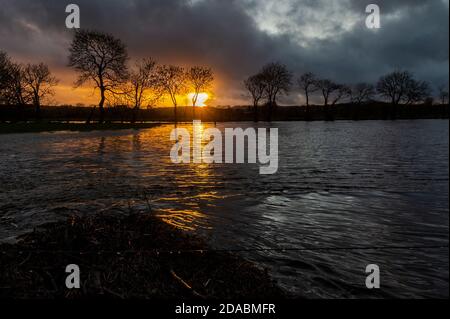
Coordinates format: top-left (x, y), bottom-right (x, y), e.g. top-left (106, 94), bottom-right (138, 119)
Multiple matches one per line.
top-left (187, 92), bottom-right (209, 107)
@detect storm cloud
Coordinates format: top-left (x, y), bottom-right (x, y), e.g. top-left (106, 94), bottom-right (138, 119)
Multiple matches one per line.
top-left (0, 0), bottom-right (448, 105)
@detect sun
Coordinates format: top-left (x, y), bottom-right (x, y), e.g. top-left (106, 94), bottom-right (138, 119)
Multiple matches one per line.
top-left (187, 92), bottom-right (209, 107)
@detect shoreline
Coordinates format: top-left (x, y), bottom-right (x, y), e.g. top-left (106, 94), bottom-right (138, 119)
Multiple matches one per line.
top-left (0, 213), bottom-right (286, 299)
top-left (0, 122), bottom-right (162, 134)
top-left (1, 117), bottom-right (449, 135)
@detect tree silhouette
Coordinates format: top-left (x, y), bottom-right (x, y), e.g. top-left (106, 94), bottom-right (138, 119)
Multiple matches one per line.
top-left (316, 79), bottom-right (337, 106)
top-left (298, 72), bottom-right (318, 108)
top-left (259, 62), bottom-right (292, 121)
top-left (331, 84), bottom-right (351, 105)
top-left (244, 73), bottom-right (266, 122)
top-left (186, 66), bottom-right (214, 119)
top-left (315, 79), bottom-right (341, 120)
top-left (8, 64), bottom-right (28, 107)
top-left (0, 51), bottom-right (11, 104)
top-left (377, 70), bottom-right (432, 106)
top-left (0, 52), bottom-right (29, 106)
top-left (405, 80), bottom-right (431, 105)
top-left (376, 70), bottom-right (412, 106)
top-left (127, 58), bottom-right (159, 123)
top-left (23, 63), bottom-right (58, 118)
top-left (438, 85), bottom-right (449, 105)
top-left (68, 30), bottom-right (129, 123)
top-left (351, 83), bottom-right (375, 105)
top-left (155, 65), bottom-right (186, 122)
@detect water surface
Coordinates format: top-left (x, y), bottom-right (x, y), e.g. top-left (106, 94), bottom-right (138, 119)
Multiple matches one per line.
top-left (0, 120), bottom-right (448, 298)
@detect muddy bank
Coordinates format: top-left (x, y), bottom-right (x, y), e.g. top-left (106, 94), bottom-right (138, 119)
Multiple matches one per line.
top-left (0, 213), bottom-right (285, 299)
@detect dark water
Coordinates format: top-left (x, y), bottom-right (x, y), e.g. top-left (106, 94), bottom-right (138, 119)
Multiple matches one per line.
top-left (0, 120), bottom-right (448, 298)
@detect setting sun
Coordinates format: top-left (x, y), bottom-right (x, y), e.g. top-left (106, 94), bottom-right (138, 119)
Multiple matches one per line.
top-left (187, 92), bottom-right (209, 107)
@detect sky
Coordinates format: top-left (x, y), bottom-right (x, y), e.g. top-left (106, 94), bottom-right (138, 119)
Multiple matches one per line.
top-left (0, 0), bottom-right (448, 106)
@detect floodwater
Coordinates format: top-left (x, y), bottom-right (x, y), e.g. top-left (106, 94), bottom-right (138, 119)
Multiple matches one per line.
top-left (0, 120), bottom-right (448, 298)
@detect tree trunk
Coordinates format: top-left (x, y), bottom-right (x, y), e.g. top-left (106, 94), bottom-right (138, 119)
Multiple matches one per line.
top-left (86, 106), bottom-right (96, 124)
top-left (267, 101), bottom-right (273, 122)
top-left (35, 103), bottom-right (41, 121)
top-left (99, 89), bottom-right (106, 124)
top-left (34, 94), bottom-right (41, 121)
top-left (305, 105), bottom-right (311, 121)
top-left (192, 94), bottom-right (197, 120)
top-left (253, 103), bottom-right (258, 122)
top-left (324, 98), bottom-right (334, 121)
top-left (131, 106), bottom-right (139, 124)
top-left (174, 105), bottom-right (178, 123)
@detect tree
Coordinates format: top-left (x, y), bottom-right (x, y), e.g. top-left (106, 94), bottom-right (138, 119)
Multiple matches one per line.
top-left (155, 65), bottom-right (186, 122)
top-left (23, 63), bottom-right (58, 118)
top-left (0, 51), bottom-right (11, 104)
top-left (127, 58), bottom-right (159, 123)
top-left (244, 73), bottom-right (266, 122)
top-left (316, 79), bottom-right (338, 106)
top-left (298, 72), bottom-right (318, 108)
top-left (0, 52), bottom-right (28, 106)
top-left (68, 30), bottom-right (129, 123)
top-left (259, 62), bottom-right (292, 121)
top-left (438, 85), bottom-right (449, 105)
top-left (331, 84), bottom-right (351, 105)
top-left (376, 70), bottom-right (413, 106)
top-left (6, 63), bottom-right (29, 106)
top-left (186, 66), bottom-right (214, 118)
top-left (405, 79), bottom-right (431, 105)
top-left (351, 83), bottom-right (375, 105)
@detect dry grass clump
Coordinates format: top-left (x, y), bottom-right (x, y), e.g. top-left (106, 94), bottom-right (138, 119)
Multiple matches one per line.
top-left (0, 213), bottom-right (285, 299)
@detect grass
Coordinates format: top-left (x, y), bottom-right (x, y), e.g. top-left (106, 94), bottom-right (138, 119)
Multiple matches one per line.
top-left (0, 122), bottom-right (160, 134)
top-left (0, 213), bottom-right (285, 299)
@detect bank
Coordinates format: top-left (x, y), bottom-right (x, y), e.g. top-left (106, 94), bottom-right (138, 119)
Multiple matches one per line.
top-left (0, 122), bottom-right (161, 134)
top-left (0, 213), bottom-right (285, 299)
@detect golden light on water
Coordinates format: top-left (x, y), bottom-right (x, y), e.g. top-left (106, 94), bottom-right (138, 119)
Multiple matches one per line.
top-left (187, 92), bottom-right (209, 107)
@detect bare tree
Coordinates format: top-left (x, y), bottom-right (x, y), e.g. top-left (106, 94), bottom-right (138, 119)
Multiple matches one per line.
top-left (129, 59), bottom-right (157, 108)
top-left (0, 52), bottom-right (29, 106)
top-left (23, 63), bottom-right (59, 118)
top-left (126, 58), bottom-right (161, 123)
top-left (351, 83), bottom-right (375, 105)
top-left (68, 30), bottom-right (129, 123)
top-left (331, 84), bottom-right (351, 105)
top-left (186, 66), bottom-right (214, 118)
top-left (376, 70), bottom-right (413, 106)
top-left (438, 85), bottom-right (449, 105)
top-left (244, 74), bottom-right (266, 122)
top-left (316, 79), bottom-right (338, 106)
top-left (0, 51), bottom-right (11, 104)
top-left (298, 72), bottom-right (318, 108)
top-left (7, 63), bottom-right (29, 107)
top-left (260, 62), bottom-right (292, 121)
top-left (155, 65), bottom-right (186, 122)
top-left (405, 79), bottom-right (431, 105)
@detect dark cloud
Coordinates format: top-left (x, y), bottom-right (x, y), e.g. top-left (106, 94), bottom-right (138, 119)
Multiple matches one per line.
top-left (0, 0), bottom-right (448, 105)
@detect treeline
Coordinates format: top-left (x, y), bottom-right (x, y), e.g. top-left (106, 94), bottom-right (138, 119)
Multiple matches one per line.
top-left (1, 30), bottom-right (214, 123)
top-left (68, 31), bottom-right (214, 123)
top-left (244, 63), bottom-right (449, 121)
top-left (0, 52), bottom-right (58, 118)
top-left (1, 29), bottom-right (449, 123)
top-left (0, 103), bottom-right (447, 123)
